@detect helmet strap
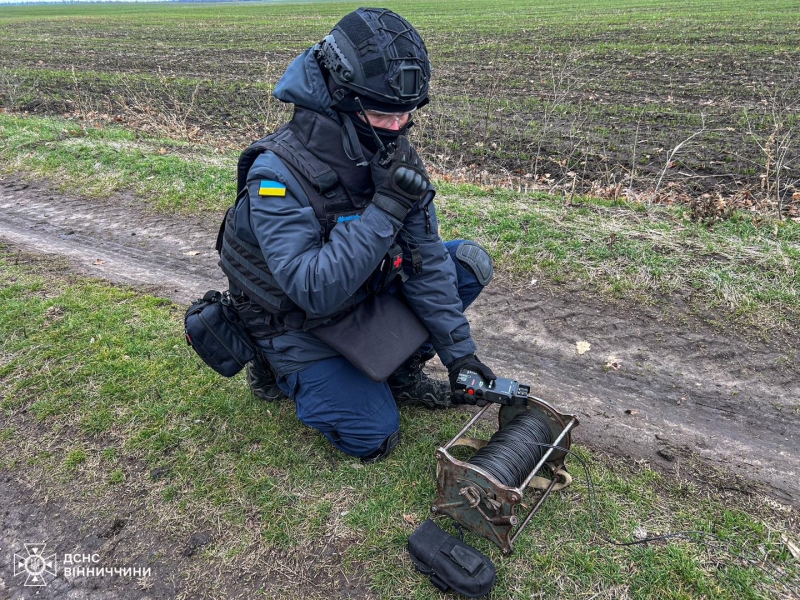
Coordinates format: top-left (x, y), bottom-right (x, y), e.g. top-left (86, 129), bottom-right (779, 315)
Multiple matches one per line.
top-left (339, 113), bottom-right (368, 167)
top-left (354, 96), bottom-right (391, 165)
top-left (330, 87), bottom-right (349, 107)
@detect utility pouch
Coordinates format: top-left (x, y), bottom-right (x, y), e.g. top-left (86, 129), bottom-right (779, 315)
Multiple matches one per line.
top-left (310, 293), bottom-right (429, 382)
top-left (380, 242), bottom-right (408, 285)
top-left (184, 291), bottom-right (255, 377)
top-left (407, 519), bottom-right (496, 598)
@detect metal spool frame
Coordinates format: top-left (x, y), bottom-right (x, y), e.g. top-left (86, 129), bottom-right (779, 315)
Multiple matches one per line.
top-left (431, 396), bottom-right (579, 554)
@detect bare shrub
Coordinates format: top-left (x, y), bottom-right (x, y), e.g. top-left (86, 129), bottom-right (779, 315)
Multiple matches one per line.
top-left (744, 81), bottom-right (798, 220)
top-left (0, 69), bottom-right (25, 109)
top-left (650, 115), bottom-right (708, 204)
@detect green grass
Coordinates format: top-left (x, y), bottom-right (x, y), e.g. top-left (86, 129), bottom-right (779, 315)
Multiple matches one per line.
top-left (0, 249), bottom-right (797, 598)
top-left (0, 112), bottom-right (235, 212)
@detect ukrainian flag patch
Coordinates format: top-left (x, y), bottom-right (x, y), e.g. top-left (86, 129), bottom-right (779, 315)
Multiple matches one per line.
top-left (258, 180), bottom-right (287, 197)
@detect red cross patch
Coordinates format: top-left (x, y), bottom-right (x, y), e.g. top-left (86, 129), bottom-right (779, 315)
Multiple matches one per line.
top-left (393, 255), bottom-right (403, 269)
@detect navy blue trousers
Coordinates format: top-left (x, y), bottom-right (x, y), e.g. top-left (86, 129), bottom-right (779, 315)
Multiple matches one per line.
top-left (275, 240), bottom-right (486, 458)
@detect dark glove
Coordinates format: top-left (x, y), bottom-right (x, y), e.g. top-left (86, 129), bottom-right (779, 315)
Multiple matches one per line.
top-left (447, 354), bottom-right (497, 406)
top-left (370, 136), bottom-right (430, 222)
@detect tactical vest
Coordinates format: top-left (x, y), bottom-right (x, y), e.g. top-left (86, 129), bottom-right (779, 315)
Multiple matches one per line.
top-left (216, 119), bottom-right (407, 337)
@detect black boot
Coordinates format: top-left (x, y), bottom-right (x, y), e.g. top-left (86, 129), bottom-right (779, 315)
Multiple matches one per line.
top-left (388, 351), bottom-right (452, 409)
top-left (246, 352), bottom-right (286, 402)
top-left (360, 430), bottom-right (401, 464)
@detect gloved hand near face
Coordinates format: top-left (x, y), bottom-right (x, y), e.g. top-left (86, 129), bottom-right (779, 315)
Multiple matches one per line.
top-left (371, 136), bottom-right (430, 222)
top-left (447, 354), bottom-right (497, 406)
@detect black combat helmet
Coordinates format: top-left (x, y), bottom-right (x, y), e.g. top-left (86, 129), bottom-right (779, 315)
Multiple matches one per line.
top-left (315, 7), bottom-right (431, 112)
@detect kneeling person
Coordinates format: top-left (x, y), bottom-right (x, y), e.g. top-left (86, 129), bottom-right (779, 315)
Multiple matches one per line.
top-left (220, 8), bottom-right (496, 462)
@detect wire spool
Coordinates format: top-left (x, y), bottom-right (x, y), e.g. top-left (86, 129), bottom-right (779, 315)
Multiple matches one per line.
top-left (467, 411), bottom-right (554, 488)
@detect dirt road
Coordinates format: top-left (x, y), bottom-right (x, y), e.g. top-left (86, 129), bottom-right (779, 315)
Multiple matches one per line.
top-left (1, 177), bottom-right (797, 508)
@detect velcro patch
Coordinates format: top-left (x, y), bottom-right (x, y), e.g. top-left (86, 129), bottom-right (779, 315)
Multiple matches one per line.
top-left (259, 180), bottom-right (286, 197)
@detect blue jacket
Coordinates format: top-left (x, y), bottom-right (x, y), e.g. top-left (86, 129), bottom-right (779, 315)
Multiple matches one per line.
top-left (238, 48), bottom-right (476, 375)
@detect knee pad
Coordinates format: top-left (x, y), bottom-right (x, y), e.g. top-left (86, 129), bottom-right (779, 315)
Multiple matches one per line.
top-left (455, 241), bottom-right (494, 286)
top-left (361, 429), bottom-right (401, 464)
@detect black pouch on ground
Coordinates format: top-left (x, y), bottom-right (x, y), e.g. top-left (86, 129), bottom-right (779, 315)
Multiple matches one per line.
top-left (407, 519), bottom-right (496, 598)
top-left (184, 290), bottom-right (255, 377)
top-left (310, 292), bottom-right (429, 382)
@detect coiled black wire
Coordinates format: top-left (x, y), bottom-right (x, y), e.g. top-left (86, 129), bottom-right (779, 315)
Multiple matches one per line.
top-left (468, 411), bottom-right (554, 488)
top-left (453, 412), bottom-right (798, 597)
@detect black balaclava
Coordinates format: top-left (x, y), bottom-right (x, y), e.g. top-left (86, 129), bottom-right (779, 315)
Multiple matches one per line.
top-left (346, 110), bottom-right (412, 154)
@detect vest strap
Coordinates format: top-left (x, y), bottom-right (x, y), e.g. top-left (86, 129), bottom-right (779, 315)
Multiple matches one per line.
top-left (219, 253), bottom-right (289, 312)
top-left (269, 129), bottom-right (340, 195)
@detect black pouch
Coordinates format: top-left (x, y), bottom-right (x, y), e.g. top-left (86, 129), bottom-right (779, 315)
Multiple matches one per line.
top-left (407, 519), bottom-right (496, 598)
top-left (310, 293), bottom-right (429, 382)
top-left (184, 291), bottom-right (255, 377)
